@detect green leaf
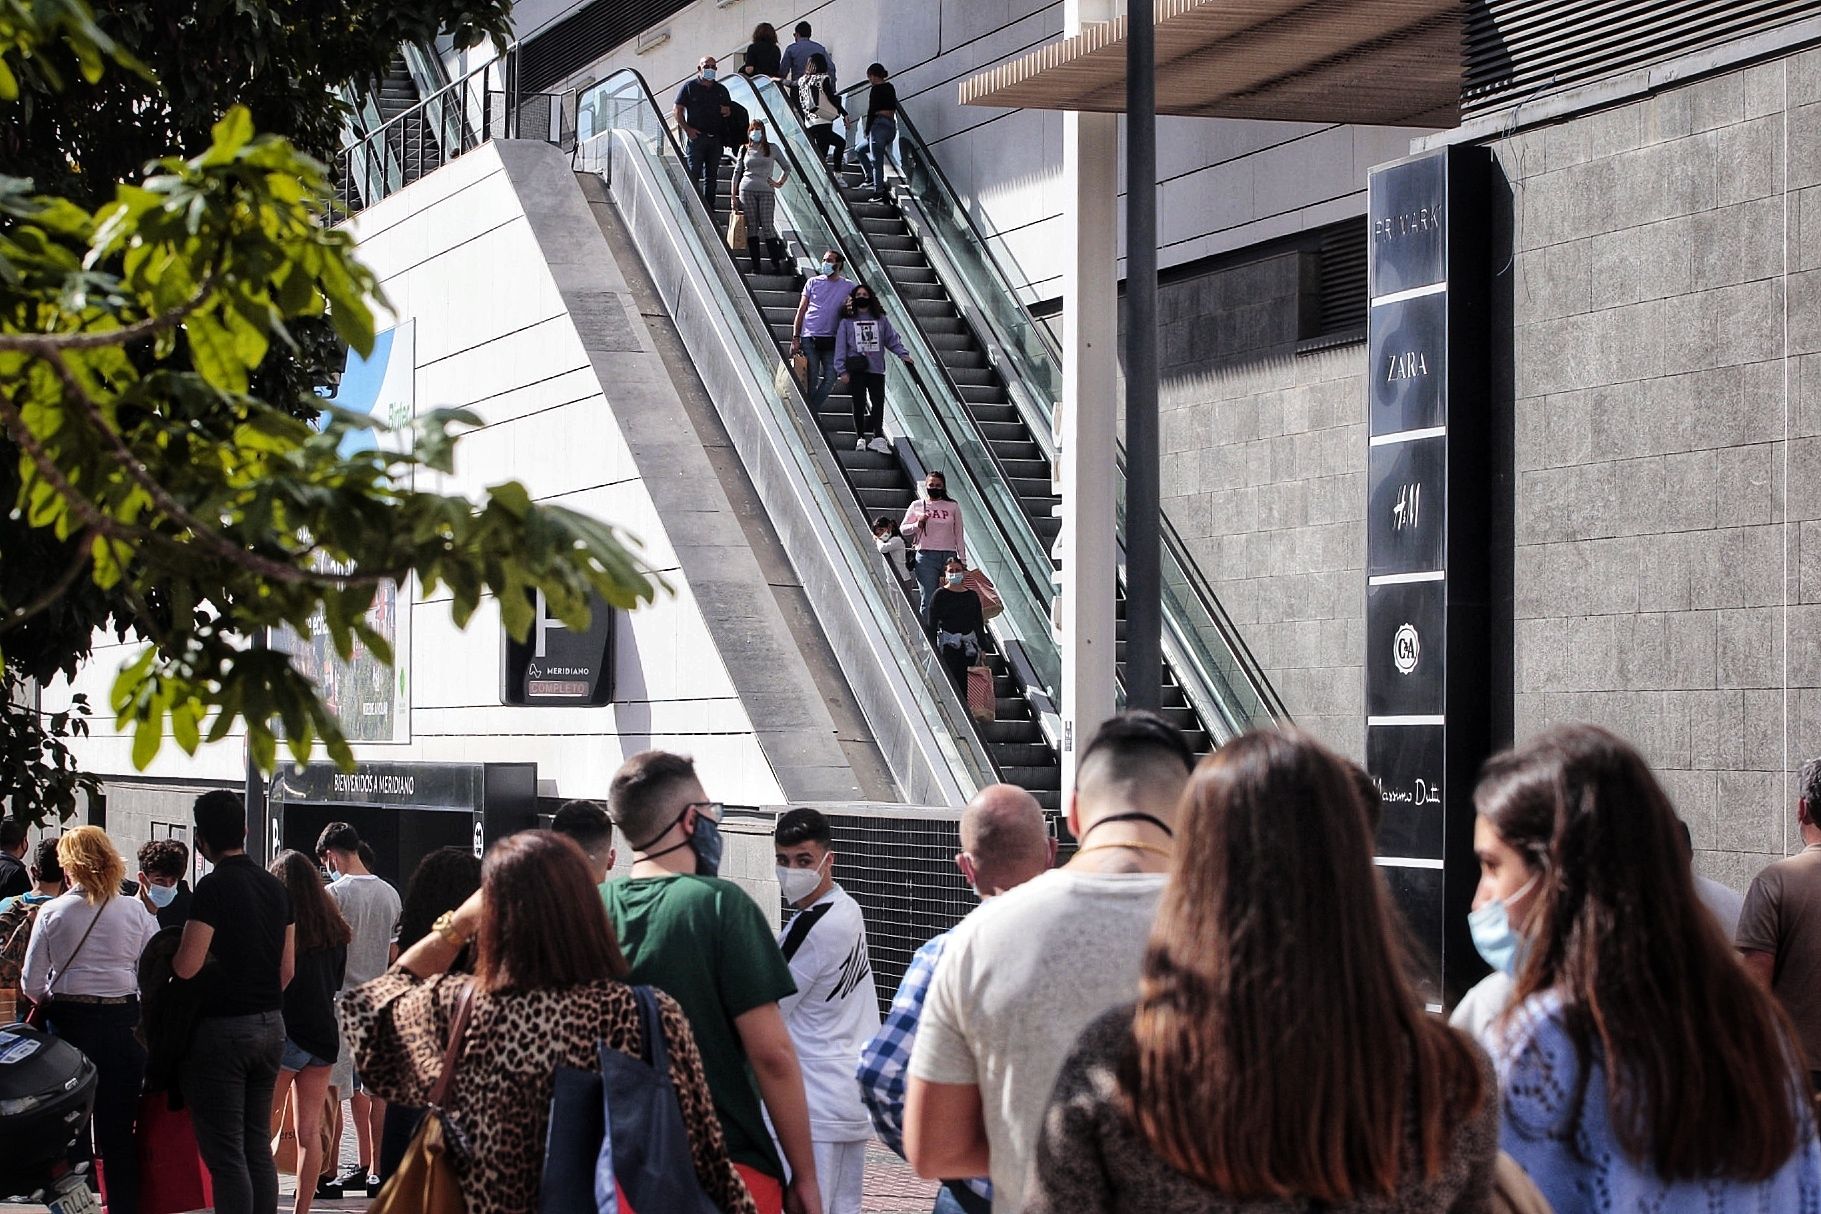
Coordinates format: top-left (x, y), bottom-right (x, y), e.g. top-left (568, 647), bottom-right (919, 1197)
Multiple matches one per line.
top-left (131, 711), bottom-right (164, 770)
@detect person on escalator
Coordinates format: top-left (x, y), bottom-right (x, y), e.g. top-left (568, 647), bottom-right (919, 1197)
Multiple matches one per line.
top-left (741, 23), bottom-right (783, 80)
top-left (834, 284), bottom-right (912, 453)
top-left (900, 469), bottom-right (965, 625)
top-left (797, 54), bottom-right (847, 173)
top-left (858, 64), bottom-right (900, 203)
top-left (790, 250), bottom-right (857, 412)
top-left (780, 21), bottom-right (837, 100)
top-left (675, 56), bottom-right (733, 213)
top-left (873, 517), bottom-right (916, 587)
top-left (734, 121), bottom-right (791, 275)
top-left (929, 556), bottom-right (984, 695)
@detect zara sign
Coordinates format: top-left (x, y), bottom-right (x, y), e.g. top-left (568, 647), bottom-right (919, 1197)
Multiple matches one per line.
top-left (1363, 145), bottom-right (1497, 1007)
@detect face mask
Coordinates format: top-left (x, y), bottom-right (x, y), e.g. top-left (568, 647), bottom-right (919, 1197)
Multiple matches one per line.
top-left (776, 856), bottom-right (828, 904)
top-left (1468, 872), bottom-right (1540, 975)
top-left (701, 67), bottom-right (718, 81)
top-left (750, 127), bottom-right (765, 141)
top-left (926, 483), bottom-right (946, 499)
top-left (326, 865), bottom-right (341, 882)
top-left (821, 261), bottom-right (838, 277)
top-left (146, 881), bottom-right (180, 909)
top-left (945, 572), bottom-right (965, 587)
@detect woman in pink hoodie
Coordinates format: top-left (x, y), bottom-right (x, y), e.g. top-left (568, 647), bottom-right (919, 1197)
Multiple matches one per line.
top-left (899, 469), bottom-right (965, 624)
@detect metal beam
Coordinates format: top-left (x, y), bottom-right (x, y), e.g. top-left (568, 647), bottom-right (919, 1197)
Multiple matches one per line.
top-left (1124, 0), bottom-right (1162, 710)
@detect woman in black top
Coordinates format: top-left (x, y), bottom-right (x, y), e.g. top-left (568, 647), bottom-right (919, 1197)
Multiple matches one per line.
top-left (859, 62), bottom-right (900, 201)
top-left (741, 22), bottom-right (782, 79)
top-left (267, 850), bottom-right (350, 1214)
top-left (929, 554), bottom-right (983, 693)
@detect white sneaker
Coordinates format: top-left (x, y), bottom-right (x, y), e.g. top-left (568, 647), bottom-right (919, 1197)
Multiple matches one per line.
top-left (855, 437), bottom-right (869, 451)
top-left (869, 435), bottom-right (893, 454)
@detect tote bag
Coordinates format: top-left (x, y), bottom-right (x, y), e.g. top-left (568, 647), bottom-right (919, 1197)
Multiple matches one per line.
top-left (959, 568), bottom-right (1003, 621)
top-left (966, 666), bottom-right (997, 723)
top-left (369, 981), bottom-right (476, 1214)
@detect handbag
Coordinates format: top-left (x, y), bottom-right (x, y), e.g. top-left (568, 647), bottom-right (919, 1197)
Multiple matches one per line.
top-left (960, 567), bottom-right (1003, 621)
top-left (966, 665), bottom-right (997, 722)
top-left (726, 208), bottom-right (747, 251)
top-left (137, 1090), bottom-right (215, 1214)
top-left (24, 900), bottom-right (106, 1029)
top-left (606, 986), bottom-right (720, 1213)
top-left (369, 980), bottom-right (477, 1214)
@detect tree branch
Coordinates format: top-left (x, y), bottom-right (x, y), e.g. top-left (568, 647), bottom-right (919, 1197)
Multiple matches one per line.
top-left (0, 270), bottom-right (219, 353)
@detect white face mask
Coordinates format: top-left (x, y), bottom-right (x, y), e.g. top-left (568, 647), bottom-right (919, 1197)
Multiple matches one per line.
top-left (776, 855), bottom-right (829, 904)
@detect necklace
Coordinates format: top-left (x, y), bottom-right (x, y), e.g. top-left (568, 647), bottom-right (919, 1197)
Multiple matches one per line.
top-left (1073, 840), bottom-right (1174, 859)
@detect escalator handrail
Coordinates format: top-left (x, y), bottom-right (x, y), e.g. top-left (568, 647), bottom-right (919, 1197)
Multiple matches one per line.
top-left (577, 112), bottom-right (1002, 802)
top-left (844, 87), bottom-right (1290, 729)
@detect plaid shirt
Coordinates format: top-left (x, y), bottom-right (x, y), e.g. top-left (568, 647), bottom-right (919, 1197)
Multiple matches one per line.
top-left (855, 931), bottom-right (992, 1203)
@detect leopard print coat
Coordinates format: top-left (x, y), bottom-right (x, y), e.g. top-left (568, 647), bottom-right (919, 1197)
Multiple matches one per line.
top-left (343, 969), bottom-right (757, 1214)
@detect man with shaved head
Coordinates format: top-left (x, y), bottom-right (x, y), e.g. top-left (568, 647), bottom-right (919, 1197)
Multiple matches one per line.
top-left (857, 784), bottom-right (1054, 1214)
top-left (905, 711), bottom-right (1195, 1214)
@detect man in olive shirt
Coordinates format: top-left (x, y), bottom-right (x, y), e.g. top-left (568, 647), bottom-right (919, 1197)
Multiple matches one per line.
top-left (602, 751), bottom-right (822, 1214)
top-left (1738, 755), bottom-right (1821, 1091)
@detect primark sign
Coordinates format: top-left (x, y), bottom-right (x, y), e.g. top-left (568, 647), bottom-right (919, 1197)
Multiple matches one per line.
top-left (1363, 146), bottom-right (1495, 1007)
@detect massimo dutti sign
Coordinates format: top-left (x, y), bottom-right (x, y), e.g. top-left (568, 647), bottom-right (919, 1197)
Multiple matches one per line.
top-left (1363, 145), bottom-right (1495, 1008)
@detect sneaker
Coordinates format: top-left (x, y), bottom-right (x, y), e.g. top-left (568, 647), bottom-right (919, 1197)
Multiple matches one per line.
top-left (868, 435), bottom-right (893, 454)
top-left (334, 1165), bottom-right (366, 1187)
top-left (855, 437), bottom-right (870, 451)
top-left (313, 1177), bottom-right (344, 1201)
top-left (367, 1175), bottom-right (382, 1198)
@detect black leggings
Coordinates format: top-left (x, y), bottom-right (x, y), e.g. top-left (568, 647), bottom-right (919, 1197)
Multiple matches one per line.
top-left (808, 124), bottom-right (847, 166)
top-left (851, 371), bottom-right (886, 437)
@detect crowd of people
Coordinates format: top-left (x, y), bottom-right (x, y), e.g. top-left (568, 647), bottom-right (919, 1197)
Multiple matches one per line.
top-left (7, 714), bottom-right (1821, 1213)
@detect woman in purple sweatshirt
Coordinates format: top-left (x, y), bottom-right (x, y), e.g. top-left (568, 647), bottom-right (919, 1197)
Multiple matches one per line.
top-left (834, 285), bottom-right (912, 455)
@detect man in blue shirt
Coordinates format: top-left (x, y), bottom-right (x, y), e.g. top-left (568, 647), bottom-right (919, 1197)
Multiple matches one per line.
top-left (856, 784), bottom-right (1053, 1214)
top-left (674, 55), bottom-right (733, 212)
top-left (779, 21), bottom-right (836, 96)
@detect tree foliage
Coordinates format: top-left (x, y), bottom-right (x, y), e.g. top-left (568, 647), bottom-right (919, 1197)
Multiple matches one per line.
top-left (0, 0), bottom-right (662, 825)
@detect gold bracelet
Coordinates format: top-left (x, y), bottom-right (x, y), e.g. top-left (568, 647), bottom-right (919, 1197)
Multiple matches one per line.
top-left (431, 910), bottom-right (472, 948)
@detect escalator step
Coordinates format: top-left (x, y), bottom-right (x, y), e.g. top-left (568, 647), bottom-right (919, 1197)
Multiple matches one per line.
top-left (991, 440), bottom-right (1045, 462)
top-left (918, 316), bottom-right (967, 336)
top-left (991, 742), bottom-right (1054, 767)
top-left (895, 282), bottom-right (947, 301)
top-left (1002, 764), bottom-right (1063, 791)
top-left (978, 719), bottom-right (1043, 744)
top-left (940, 350), bottom-right (988, 370)
top-left (870, 235), bottom-right (919, 253)
top-left (1010, 477), bottom-right (1053, 499)
top-left (908, 299), bottom-right (955, 319)
top-left (891, 266), bottom-right (938, 284)
top-left (1031, 789), bottom-right (1061, 811)
top-left (978, 420), bottom-right (1029, 442)
top-left (876, 248), bottom-right (925, 268)
top-left (969, 402), bottom-right (1020, 424)
top-left (1000, 461), bottom-right (1052, 485)
top-left (947, 366), bottom-right (996, 386)
top-left (959, 385), bottom-right (1010, 405)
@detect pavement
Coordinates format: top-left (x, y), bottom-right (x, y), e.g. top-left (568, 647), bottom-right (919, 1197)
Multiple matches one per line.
top-left (3, 1138), bottom-right (938, 1214)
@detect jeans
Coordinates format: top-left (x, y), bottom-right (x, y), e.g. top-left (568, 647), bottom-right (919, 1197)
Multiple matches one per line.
top-left (851, 370), bottom-right (886, 438)
top-left (183, 1010), bottom-right (284, 1214)
top-left (804, 335), bottom-right (839, 410)
top-left (46, 1000), bottom-right (146, 1214)
top-left (686, 134), bottom-right (722, 212)
top-left (861, 116), bottom-right (898, 193)
top-left (377, 1102), bottom-right (425, 1183)
top-left (915, 547), bottom-right (955, 625)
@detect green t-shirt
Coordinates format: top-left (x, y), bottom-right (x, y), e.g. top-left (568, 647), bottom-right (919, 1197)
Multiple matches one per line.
top-left (601, 874), bottom-right (796, 1176)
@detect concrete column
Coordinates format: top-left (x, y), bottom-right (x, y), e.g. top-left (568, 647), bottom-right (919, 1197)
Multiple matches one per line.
top-left (1059, 0), bottom-right (1120, 791)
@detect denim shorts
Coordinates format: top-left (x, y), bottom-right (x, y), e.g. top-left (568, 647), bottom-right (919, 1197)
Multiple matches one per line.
top-left (280, 1038), bottom-right (333, 1072)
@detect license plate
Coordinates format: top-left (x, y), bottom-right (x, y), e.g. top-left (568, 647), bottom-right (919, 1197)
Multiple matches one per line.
top-left (49, 1185), bottom-right (100, 1214)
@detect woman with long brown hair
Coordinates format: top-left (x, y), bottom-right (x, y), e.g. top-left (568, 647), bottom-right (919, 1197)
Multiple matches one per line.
top-left (1478, 725), bottom-right (1820, 1211)
top-left (266, 850), bottom-right (351, 1214)
top-left (1024, 727), bottom-right (1495, 1213)
top-left (342, 830), bottom-right (756, 1214)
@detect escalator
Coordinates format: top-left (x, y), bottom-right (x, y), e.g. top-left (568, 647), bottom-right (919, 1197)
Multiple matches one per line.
top-left (575, 72), bottom-right (1062, 805)
top-left (759, 78), bottom-right (1284, 753)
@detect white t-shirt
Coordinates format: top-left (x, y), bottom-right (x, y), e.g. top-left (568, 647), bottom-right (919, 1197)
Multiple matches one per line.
top-left (327, 873), bottom-right (400, 990)
top-left (908, 868), bottom-right (1165, 1214)
top-left (777, 884), bottom-right (881, 1142)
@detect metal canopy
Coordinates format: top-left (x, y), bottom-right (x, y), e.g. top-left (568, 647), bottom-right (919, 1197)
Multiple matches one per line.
top-left (958, 0), bottom-right (1464, 127)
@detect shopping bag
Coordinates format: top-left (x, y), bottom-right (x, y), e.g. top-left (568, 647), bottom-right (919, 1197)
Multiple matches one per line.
top-left (370, 981), bottom-right (474, 1214)
top-left (726, 209), bottom-right (747, 250)
top-left (966, 666), bottom-right (997, 723)
top-left (137, 1091), bottom-right (215, 1214)
top-left (272, 1095), bottom-right (299, 1174)
top-left (961, 568), bottom-right (1003, 620)
top-left (604, 987), bottom-right (720, 1214)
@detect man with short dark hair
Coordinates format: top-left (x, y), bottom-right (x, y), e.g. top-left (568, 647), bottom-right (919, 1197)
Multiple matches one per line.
top-left (906, 711), bottom-right (1194, 1214)
top-left (174, 790), bottom-right (293, 1214)
top-left (779, 20), bottom-right (835, 93)
top-left (552, 798), bottom-right (618, 883)
top-left (603, 750), bottom-right (823, 1214)
top-left (773, 808), bottom-right (878, 1214)
top-left (136, 838), bottom-right (193, 928)
top-left (315, 821), bottom-right (400, 1197)
top-left (859, 784), bottom-right (1054, 1214)
top-left (1739, 756), bottom-right (1821, 1091)
top-left (0, 818), bottom-right (30, 901)
top-left (674, 55), bottom-right (732, 212)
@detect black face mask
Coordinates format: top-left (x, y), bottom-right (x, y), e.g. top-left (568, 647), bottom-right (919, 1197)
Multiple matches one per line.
top-left (927, 483), bottom-right (947, 500)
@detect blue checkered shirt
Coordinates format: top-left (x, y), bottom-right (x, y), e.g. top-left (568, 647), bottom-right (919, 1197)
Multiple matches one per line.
top-left (855, 931), bottom-right (992, 1203)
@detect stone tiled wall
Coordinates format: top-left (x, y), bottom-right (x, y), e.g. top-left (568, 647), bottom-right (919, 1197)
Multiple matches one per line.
top-left (1155, 251), bottom-right (1368, 758)
top-left (1495, 52), bottom-right (1818, 888)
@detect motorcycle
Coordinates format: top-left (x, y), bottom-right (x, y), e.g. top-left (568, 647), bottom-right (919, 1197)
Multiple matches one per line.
top-left (0, 1023), bottom-right (100, 1214)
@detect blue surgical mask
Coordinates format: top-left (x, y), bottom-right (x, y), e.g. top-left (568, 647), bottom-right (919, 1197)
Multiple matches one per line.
top-left (701, 67), bottom-right (718, 81)
top-left (821, 261), bottom-right (837, 277)
top-left (1468, 873), bottom-right (1540, 975)
top-left (145, 882), bottom-right (180, 909)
